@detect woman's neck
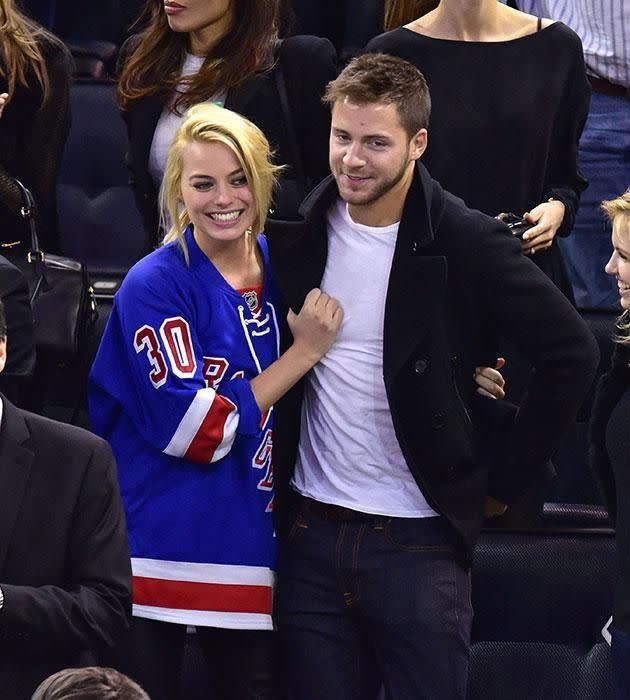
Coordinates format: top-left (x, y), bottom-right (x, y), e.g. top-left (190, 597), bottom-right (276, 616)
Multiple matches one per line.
top-left (196, 231), bottom-right (262, 288)
top-left (412, 1), bottom-right (512, 41)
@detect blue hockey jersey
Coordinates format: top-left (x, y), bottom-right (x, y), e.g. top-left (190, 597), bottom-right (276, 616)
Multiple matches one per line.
top-left (89, 227), bottom-right (281, 630)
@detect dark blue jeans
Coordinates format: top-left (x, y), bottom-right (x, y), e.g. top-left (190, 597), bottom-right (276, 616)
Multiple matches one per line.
top-left (612, 627), bottom-right (630, 700)
top-left (559, 91), bottom-right (630, 309)
top-left (278, 499), bottom-right (472, 700)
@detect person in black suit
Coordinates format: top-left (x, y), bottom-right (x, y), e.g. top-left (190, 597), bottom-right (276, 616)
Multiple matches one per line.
top-left (265, 54), bottom-right (599, 699)
top-left (117, 0), bottom-right (336, 249)
top-left (0, 255), bottom-right (35, 406)
top-left (0, 299), bottom-right (132, 700)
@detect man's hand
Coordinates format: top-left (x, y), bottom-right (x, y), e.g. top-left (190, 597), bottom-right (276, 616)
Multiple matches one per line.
top-left (484, 496), bottom-right (508, 518)
top-left (473, 357), bottom-right (506, 400)
top-left (0, 93), bottom-right (8, 119)
top-left (521, 200), bottom-right (565, 255)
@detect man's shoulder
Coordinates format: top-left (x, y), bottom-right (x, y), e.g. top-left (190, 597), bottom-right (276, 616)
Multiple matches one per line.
top-left (16, 406), bottom-right (112, 466)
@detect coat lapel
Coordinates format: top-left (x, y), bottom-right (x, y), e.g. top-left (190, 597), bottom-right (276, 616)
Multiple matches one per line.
top-left (384, 165), bottom-right (448, 381)
top-left (0, 397), bottom-right (34, 573)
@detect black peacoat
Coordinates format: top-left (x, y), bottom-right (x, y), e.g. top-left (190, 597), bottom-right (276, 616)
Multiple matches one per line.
top-left (266, 162), bottom-right (599, 560)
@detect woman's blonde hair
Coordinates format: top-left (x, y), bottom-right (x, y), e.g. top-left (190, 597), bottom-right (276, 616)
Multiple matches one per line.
top-left (601, 190), bottom-right (630, 346)
top-left (160, 103), bottom-right (282, 263)
top-left (0, 0), bottom-right (56, 103)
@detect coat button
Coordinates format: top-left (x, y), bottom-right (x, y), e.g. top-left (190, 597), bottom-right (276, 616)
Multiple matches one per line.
top-left (431, 412), bottom-right (446, 429)
top-left (414, 358), bottom-right (428, 375)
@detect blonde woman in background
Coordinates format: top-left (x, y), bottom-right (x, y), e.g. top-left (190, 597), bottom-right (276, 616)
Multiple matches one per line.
top-left (590, 191), bottom-right (630, 700)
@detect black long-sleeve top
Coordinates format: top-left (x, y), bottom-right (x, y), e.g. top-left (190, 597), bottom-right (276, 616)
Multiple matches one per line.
top-left (0, 34), bottom-right (72, 253)
top-left (367, 22), bottom-right (590, 298)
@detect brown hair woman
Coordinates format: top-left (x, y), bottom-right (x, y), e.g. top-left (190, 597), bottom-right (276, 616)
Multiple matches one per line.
top-left (117, 0), bottom-right (336, 248)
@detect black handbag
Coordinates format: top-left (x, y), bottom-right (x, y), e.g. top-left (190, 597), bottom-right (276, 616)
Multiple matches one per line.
top-left (1, 179), bottom-right (97, 357)
top-left (495, 212), bottom-right (535, 240)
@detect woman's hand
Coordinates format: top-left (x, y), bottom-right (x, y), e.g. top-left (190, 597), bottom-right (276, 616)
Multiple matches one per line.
top-left (521, 200), bottom-right (565, 255)
top-left (287, 288), bottom-right (343, 365)
top-left (0, 93), bottom-right (8, 119)
top-left (473, 357), bottom-right (506, 400)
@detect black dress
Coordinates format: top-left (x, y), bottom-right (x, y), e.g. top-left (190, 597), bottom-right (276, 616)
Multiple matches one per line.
top-left (367, 22), bottom-right (590, 300)
top-left (0, 34), bottom-right (72, 253)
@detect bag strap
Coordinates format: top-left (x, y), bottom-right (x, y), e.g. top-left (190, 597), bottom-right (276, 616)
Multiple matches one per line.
top-left (273, 40), bottom-right (308, 188)
top-left (12, 178), bottom-right (49, 296)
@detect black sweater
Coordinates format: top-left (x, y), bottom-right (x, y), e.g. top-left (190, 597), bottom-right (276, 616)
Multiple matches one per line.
top-left (366, 22), bottom-right (590, 298)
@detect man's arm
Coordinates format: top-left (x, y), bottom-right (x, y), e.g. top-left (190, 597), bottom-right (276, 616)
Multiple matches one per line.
top-left (0, 438), bottom-right (132, 659)
top-left (469, 216), bottom-right (599, 503)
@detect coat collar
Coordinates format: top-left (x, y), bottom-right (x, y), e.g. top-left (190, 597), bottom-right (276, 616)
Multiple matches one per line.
top-left (0, 395), bottom-right (34, 573)
top-left (266, 162), bottom-right (448, 379)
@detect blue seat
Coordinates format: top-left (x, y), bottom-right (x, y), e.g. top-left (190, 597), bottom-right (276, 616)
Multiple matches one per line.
top-left (56, 81), bottom-right (148, 279)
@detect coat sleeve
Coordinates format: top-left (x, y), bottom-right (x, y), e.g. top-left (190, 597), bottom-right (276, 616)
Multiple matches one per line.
top-left (465, 215), bottom-right (599, 502)
top-left (0, 439), bottom-right (131, 658)
top-left (544, 29), bottom-right (590, 236)
top-left (23, 39), bottom-right (72, 254)
top-left (89, 263), bottom-right (262, 464)
top-left (279, 35), bottom-right (337, 186)
top-left (0, 256), bottom-right (35, 378)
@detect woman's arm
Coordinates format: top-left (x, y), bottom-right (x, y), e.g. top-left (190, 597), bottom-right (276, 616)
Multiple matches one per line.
top-left (23, 39), bottom-right (72, 253)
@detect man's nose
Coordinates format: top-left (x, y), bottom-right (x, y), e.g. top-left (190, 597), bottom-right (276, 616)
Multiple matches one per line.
top-left (343, 143), bottom-right (365, 168)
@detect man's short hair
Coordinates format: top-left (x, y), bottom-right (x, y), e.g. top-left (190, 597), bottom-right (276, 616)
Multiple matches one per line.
top-left (323, 53), bottom-right (431, 138)
top-left (31, 667), bottom-right (150, 700)
top-left (0, 298), bottom-right (6, 342)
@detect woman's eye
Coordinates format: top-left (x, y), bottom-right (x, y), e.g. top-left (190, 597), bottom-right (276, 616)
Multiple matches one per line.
top-left (193, 182), bottom-right (212, 191)
top-left (232, 177), bottom-right (247, 187)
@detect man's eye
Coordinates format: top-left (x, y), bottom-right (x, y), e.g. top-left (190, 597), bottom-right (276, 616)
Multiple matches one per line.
top-left (370, 140), bottom-right (387, 148)
top-left (335, 133), bottom-right (350, 142)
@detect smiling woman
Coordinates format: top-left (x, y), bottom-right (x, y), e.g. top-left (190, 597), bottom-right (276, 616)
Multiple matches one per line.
top-left (117, 0), bottom-right (337, 248)
top-left (89, 103), bottom-right (343, 700)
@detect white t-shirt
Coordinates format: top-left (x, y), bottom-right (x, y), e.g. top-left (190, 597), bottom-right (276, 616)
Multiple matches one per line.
top-left (292, 199), bottom-right (438, 518)
top-left (148, 54), bottom-right (226, 189)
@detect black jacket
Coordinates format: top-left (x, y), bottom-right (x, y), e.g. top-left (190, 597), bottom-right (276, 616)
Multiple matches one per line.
top-left (0, 397), bottom-right (132, 699)
top-left (589, 341), bottom-right (630, 633)
top-left (120, 34), bottom-right (337, 246)
top-left (266, 163), bottom-right (599, 559)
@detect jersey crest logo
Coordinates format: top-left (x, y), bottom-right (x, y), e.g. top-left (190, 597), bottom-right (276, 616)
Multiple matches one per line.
top-left (243, 290), bottom-right (259, 314)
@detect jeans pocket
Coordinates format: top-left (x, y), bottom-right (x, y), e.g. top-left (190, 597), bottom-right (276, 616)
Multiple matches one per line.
top-left (287, 510), bottom-right (310, 542)
top-left (384, 516), bottom-right (456, 553)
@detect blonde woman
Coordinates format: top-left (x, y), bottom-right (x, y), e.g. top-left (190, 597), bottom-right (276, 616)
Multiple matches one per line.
top-left (0, 0), bottom-right (71, 252)
top-left (89, 103), bottom-right (342, 700)
top-left (590, 191), bottom-right (630, 700)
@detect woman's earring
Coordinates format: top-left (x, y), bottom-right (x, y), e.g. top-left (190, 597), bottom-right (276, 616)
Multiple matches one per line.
top-left (245, 226), bottom-right (253, 236)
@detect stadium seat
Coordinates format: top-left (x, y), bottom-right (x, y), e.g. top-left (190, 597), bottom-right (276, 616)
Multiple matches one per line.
top-left (469, 529), bottom-right (615, 699)
top-left (56, 80), bottom-right (148, 285)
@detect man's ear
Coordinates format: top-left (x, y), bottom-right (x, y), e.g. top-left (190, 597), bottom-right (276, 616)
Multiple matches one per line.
top-left (409, 128), bottom-right (428, 162)
top-left (0, 339), bottom-right (6, 374)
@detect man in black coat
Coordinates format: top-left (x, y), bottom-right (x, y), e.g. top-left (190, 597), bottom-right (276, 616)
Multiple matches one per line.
top-left (0, 299), bottom-right (132, 699)
top-left (266, 54), bottom-right (600, 699)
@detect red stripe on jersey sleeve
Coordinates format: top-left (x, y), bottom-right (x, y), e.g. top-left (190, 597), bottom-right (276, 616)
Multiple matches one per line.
top-left (133, 576), bottom-right (273, 614)
top-left (184, 394), bottom-right (237, 462)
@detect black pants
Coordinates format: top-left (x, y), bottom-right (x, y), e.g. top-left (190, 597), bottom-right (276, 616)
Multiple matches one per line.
top-left (125, 617), bottom-right (277, 700)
